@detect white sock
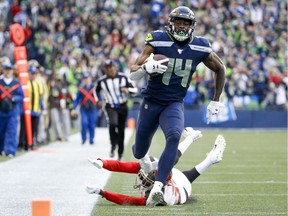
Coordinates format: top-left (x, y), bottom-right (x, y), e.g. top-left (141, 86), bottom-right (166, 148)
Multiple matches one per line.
top-left (141, 153), bottom-right (150, 161)
top-left (139, 153), bottom-right (152, 173)
top-left (178, 136), bottom-right (193, 155)
top-left (195, 157), bottom-right (212, 174)
top-left (152, 181), bottom-right (163, 191)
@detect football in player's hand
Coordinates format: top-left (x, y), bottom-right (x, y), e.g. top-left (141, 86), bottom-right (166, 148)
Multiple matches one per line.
top-left (147, 54), bottom-right (169, 77)
top-left (153, 54), bottom-right (169, 66)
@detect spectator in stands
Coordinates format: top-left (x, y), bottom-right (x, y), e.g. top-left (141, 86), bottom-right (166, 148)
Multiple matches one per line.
top-left (253, 72), bottom-right (268, 109)
top-left (58, 57), bottom-right (78, 97)
top-left (271, 77), bottom-right (287, 111)
top-left (0, 0), bottom-right (286, 116)
top-left (48, 73), bottom-right (72, 142)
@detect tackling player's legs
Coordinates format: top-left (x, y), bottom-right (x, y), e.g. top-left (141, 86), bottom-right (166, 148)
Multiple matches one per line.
top-left (182, 135), bottom-right (226, 183)
top-left (174, 127), bottom-right (202, 164)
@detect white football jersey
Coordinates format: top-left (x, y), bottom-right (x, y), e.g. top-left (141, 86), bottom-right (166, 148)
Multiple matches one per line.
top-left (163, 168), bottom-right (192, 205)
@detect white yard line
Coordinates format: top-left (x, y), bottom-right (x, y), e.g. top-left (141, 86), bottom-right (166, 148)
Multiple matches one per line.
top-left (116, 212), bottom-right (287, 215)
top-left (193, 181), bottom-right (287, 184)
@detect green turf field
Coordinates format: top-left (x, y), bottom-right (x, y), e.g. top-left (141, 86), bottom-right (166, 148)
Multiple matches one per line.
top-left (91, 130), bottom-right (287, 216)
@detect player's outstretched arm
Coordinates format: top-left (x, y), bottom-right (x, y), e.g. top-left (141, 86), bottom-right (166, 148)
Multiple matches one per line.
top-left (102, 191), bottom-right (146, 206)
top-left (86, 185), bottom-right (145, 205)
top-left (88, 158), bottom-right (140, 174)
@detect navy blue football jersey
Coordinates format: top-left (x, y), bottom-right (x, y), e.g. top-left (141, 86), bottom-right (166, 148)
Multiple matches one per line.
top-left (142, 30), bottom-right (212, 105)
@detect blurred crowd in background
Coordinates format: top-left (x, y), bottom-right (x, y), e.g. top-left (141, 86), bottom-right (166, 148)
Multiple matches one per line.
top-left (0, 0), bottom-right (287, 123)
top-left (0, 0), bottom-right (287, 109)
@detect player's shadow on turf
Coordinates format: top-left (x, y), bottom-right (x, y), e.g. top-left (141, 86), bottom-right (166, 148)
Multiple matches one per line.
top-left (186, 197), bottom-right (197, 204)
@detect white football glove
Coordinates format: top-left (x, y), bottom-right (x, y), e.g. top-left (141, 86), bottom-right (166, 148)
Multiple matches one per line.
top-left (86, 185), bottom-right (101, 194)
top-left (206, 101), bottom-right (225, 124)
top-left (142, 53), bottom-right (169, 75)
top-left (88, 158), bottom-right (103, 169)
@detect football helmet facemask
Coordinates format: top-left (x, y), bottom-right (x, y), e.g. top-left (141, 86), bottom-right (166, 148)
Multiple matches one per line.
top-left (134, 169), bottom-right (156, 192)
top-left (134, 169), bottom-right (173, 193)
top-left (167, 6), bottom-right (196, 42)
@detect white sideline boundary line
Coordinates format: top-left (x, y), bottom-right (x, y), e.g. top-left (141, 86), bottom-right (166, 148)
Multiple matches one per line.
top-left (92, 128), bottom-right (134, 205)
top-left (0, 128), bottom-right (134, 216)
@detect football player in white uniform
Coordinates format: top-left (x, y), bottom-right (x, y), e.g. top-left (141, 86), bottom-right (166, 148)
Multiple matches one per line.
top-left (86, 128), bottom-right (226, 206)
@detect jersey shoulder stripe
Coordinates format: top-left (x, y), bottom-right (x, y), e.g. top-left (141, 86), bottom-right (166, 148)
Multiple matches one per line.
top-left (189, 36), bottom-right (212, 53)
top-left (145, 30), bottom-right (173, 46)
top-left (149, 41), bottom-right (174, 47)
top-left (188, 44), bottom-right (212, 53)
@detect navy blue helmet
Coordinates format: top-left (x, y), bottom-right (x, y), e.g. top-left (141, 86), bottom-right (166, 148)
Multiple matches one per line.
top-left (167, 6), bottom-right (196, 41)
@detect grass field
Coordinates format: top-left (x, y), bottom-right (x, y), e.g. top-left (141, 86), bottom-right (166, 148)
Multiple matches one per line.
top-left (91, 129), bottom-right (287, 216)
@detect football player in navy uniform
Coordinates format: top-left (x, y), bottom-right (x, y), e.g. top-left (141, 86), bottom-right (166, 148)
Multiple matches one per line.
top-left (129, 6), bottom-right (226, 207)
top-left (86, 129), bottom-right (226, 207)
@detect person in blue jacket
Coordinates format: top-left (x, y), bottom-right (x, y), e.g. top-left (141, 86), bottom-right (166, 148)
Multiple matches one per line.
top-left (71, 73), bottom-right (98, 145)
top-left (0, 62), bottom-right (24, 157)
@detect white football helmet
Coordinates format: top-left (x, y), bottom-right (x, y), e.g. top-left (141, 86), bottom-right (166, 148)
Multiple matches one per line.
top-left (134, 169), bottom-right (156, 193)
